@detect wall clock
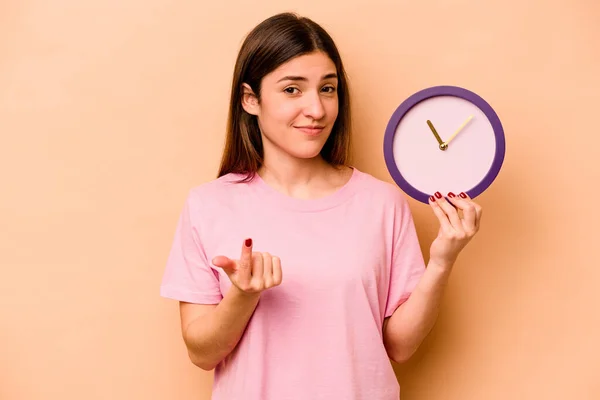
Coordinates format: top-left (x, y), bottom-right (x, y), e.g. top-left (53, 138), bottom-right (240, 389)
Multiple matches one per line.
top-left (383, 85), bottom-right (506, 204)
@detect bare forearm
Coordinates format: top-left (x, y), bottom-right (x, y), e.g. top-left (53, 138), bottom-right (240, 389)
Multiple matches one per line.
top-left (184, 287), bottom-right (260, 370)
top-left (383, 261), bottom-right (452, 363)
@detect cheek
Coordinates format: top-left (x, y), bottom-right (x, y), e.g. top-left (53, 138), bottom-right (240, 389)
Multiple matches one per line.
top-left (262, 99), bottom-right (299, 124)
top-left (327, 100), bottom-right (339, 118)
top-left (276, 102), bottom-right (302, 123)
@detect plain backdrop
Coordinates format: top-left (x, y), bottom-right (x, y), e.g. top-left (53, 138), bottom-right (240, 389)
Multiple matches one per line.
top-left (1, 1), bottom-right (599, 399)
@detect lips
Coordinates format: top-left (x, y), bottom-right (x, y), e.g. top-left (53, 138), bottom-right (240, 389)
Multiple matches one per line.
top-left (295, 126), bottom-right (325, 136)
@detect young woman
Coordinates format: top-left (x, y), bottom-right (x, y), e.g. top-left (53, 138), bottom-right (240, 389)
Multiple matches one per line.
top-left (160, 12), bottom-right (482, 399)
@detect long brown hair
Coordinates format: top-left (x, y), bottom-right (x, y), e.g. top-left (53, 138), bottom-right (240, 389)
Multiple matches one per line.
top-left (217, 12), bottom-right (352, 181)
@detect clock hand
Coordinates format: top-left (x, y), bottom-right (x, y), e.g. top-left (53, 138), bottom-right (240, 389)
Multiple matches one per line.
top-left (443, 115), bottom-right (474, 146)
top-left (426, 120), bottom-right (444, 147)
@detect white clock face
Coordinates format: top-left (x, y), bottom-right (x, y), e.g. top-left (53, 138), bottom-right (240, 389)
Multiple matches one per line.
top-left (391, 95), bottom-right (497, 197)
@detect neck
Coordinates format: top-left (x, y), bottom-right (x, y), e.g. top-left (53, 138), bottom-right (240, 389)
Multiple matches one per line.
top-left (256, 139), bottom-right (351, 200)
top-left (258, 154), bottom-right (329, 188)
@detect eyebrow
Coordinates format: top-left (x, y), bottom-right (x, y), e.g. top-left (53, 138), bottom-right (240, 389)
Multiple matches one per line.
top-left (276, 73), bottom-right (338, 83)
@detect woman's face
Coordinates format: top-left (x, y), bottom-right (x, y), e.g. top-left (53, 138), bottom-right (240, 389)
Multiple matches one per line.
top-left (242, 51), bottom-right (339, 162)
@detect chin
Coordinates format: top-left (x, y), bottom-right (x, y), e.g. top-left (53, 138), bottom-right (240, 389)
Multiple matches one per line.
top-left (290, 149), bottom-right (324, 160)
top-left (290, 140), bottom-right (329, 159)
top-left (266, 131), bottom-right (331, 160)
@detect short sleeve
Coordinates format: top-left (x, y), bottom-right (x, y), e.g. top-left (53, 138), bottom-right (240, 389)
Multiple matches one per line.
top-left (384, 193), bottom-right (426, 318)
top-left (159, 190), bottom-right (223, 304)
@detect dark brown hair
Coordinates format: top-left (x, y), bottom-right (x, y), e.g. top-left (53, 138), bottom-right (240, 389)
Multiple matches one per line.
top-left (217, 12), bottom-right (352, 181)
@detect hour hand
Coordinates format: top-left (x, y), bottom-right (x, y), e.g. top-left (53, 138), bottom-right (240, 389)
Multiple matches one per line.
top-left (426, 120), bottom-right (445, 148)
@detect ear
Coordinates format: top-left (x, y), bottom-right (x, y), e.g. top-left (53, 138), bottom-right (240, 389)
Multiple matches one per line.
top-left (241, 83), bottom-right (260, 116)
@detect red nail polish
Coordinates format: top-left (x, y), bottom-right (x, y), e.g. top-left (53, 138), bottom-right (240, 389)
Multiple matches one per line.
top-left (448, 192), bottom-right (456, 198)
top-left (435, 191), bottom-right (442, 199)
top-left (245, 238), bottom-right (252, 247)
top-left (429, 195), bottom-right (436, 202)
top-left (459, 192), bottom-right (467, 198)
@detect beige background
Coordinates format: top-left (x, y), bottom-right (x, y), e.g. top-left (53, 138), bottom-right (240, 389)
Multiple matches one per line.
top-left (1, 0), bottom-right (599, 399)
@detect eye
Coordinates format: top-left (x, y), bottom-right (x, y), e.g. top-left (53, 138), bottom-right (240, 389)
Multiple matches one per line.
top-left (284, 87), bottom-right (300, 94)
top-left (322, 85), bottom-right (337, 93)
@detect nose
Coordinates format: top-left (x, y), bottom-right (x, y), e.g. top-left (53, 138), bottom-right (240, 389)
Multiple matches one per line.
top-left (303, 91), bottom-right (325, 120)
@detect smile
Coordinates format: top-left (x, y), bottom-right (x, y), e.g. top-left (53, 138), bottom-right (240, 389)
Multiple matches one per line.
top-left (295, 126), bottom-right (325, 136)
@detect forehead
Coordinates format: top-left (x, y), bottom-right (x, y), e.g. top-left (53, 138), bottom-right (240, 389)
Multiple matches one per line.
top-left (265, 52), bottom-right (337, 81)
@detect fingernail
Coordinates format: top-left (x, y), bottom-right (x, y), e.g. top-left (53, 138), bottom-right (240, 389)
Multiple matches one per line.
top-left (448, 192), bottom-right (456, 198)
top-left (435, 191), bottom-right (442, 199)
top-left (459, 192), bottom-right (467, 198)
top-left (429, 195), bottom-right (436, 202)
top-left (245, 238), bottom-right (252, 247)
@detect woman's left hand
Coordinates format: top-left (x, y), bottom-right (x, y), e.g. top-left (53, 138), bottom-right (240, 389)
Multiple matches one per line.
top-left (428, 191), bottom-right (483, 271)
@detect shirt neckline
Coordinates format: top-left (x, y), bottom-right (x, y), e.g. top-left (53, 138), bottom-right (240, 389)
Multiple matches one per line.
top-left (249, 166), bottom-right (362, 212)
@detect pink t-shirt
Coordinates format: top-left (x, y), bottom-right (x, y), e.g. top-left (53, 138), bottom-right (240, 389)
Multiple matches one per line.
top-left (160, 167), bottom-right (426, 399)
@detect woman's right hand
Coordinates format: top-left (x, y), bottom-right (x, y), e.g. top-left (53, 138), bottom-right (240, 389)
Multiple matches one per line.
top-left (211, 238), bottom-right (282, 296)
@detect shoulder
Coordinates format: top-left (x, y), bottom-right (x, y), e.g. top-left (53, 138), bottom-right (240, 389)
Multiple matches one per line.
top-left (188, 172), bottom-right (247, 195)
top-left (352, 167), bottom-right (409, 207)
top-left (351, 168), bottom-right (418, 240)
top-left (184, 172), bottom-right (253, 210)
